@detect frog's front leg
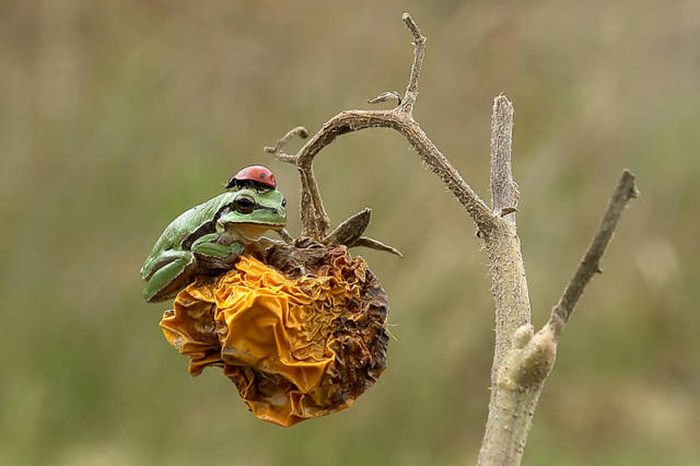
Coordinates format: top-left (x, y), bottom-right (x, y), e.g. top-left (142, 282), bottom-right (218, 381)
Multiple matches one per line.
top-left (142, 249), bottom-right (196, 303)
top-left (190, 232), bottom-right (244, 273)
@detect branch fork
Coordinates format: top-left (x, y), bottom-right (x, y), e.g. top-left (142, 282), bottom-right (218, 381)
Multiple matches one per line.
top-left (265, 13), bottom-right (494, 249)
top-left (263, 13), bottom-right (637, 466)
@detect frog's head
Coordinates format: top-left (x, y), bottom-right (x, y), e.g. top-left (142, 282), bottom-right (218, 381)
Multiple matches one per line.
top-left (219, 187), bottom-right (287, 234)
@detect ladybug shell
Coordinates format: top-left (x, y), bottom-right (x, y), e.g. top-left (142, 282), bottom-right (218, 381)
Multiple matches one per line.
top-left (227, 165), bottom-right (277, 189)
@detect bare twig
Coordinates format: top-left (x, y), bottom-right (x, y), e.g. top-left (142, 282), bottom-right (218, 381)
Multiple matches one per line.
top-left (263, 126), bottom-right (308, 162)
top-left (299, 167), bottom-right (331, 237)
top-left (266, 13), bottom-right (495, 240)
top-left (398, 12), bottom-right (426, 114)
top-left (548, 169), bottom-right (638, 336)
top-left (490, 95), bottom-right (519, 224)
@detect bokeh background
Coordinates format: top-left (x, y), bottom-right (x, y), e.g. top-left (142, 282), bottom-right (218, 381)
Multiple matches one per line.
top-left (1, 1), bottom-right (698, 465)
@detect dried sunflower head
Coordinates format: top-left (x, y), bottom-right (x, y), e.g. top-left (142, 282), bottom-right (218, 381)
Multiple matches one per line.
top-left (160, 242), bottom-right (389, 426)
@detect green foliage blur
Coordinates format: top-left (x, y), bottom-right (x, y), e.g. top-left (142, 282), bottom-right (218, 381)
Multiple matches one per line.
top-left (1, 1), bottom-right (698, 465)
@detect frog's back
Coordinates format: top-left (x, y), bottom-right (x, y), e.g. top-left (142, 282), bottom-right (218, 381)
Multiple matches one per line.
top-left (145, 192), bottom-right (233, 261)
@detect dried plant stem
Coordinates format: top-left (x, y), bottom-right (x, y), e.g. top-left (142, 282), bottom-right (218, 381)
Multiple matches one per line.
top-left (490, 96), bottom-right (519, 224)
top-left (548, 170), bottom-right (639, 336)
top-left (264, 13), bottom-right (637, 466)
top-left (477, 170), bottom-right (637, 466)
top-left (265, 15), bottom-right (494, 240)
top-left (485, 96), bottom-right (531, 379)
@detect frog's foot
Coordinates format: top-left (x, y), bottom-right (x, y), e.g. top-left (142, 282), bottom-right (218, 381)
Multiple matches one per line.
top-left (141, 249), bottom-right (188, 281)
top-left (191, 233), bottom-right (244, 273)
top-left (143, 252), bottom-right (196, 303)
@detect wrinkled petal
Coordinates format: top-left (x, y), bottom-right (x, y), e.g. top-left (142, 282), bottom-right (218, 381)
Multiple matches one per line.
top-left (159, 248), bottom-right (389, 427)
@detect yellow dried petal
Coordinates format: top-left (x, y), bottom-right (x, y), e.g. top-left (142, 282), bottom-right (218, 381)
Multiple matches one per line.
top-left (160, 247), bottom-right (388, 427)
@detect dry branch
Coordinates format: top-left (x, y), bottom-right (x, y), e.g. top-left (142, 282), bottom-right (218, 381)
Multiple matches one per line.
top-left (477, 170), bottom-right (637, 465)
top-left (483, 95), bottom-right (532, 382)
top-left (264, 13), bottom-right (637, 466)
top-left (264, 14), bottom-right (495, 240)
top-left (548, 170), bottom-right (639, 336)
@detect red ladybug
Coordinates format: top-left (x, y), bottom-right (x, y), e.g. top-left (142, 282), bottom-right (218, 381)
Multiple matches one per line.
top-left (225, 165), bottom-right (277, 190)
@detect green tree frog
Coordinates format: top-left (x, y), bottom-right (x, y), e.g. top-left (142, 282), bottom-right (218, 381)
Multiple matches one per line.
top-left (140, 174), bottom-right (287, 302)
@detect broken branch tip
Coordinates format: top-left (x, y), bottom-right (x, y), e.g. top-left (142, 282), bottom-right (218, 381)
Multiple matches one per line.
top-left (621, 169), bottom-right (640, 198)
top-left (368, 91), bottom-right (402, 106)
top-left (401, 12), bottom-right (425, 43)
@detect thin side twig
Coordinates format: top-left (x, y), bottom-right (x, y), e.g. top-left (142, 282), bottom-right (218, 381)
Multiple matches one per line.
top-left (397, 12), bottom-right (426, 114)
top-left (548, 169), bottom-right (639, 336)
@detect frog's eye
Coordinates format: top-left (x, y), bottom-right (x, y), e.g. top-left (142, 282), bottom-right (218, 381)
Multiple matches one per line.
top-left (282, 197), bottom-right (287, 207)
top-left (233, 195), bottom-right (256, 214)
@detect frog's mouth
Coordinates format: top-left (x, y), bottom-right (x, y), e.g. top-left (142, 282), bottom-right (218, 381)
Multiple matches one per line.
top-left (228, 222), bottom-right (285, 242)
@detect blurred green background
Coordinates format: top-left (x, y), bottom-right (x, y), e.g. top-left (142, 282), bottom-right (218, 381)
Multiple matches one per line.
top-left (1, 1), bottom-right (698, 465)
